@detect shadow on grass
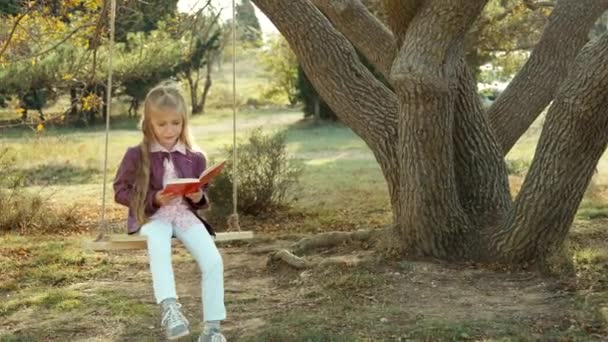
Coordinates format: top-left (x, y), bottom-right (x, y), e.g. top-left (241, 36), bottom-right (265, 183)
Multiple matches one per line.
top-left (1, 163), bottom-right (101, 186)
top-left (0, 115), bottom-right (140, 139)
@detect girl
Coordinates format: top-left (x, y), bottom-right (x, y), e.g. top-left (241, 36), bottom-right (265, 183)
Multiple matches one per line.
top-left (113, 82), bottom-right (226, 342)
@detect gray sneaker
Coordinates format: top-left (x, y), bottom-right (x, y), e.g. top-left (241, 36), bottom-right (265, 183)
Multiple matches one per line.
top-left (198, 326), bottom-right (226, 342)
top-left (161, 302), bottom-right (190, 340)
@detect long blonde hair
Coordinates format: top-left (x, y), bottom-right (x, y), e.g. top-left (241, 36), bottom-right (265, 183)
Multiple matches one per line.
top-left (132, 81), bottom-right (197, 225)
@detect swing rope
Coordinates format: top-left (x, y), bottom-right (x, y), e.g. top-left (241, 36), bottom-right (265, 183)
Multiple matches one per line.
top-left (97, 0), bottom-right (240, 241)
top-left (97, 0), bottom-right (116, 241)
top-left (228, 0), bottom-right (241, 232)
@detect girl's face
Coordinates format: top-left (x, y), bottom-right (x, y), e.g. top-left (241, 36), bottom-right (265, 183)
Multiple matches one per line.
top-left (149, 107), bottom-right (184, 150)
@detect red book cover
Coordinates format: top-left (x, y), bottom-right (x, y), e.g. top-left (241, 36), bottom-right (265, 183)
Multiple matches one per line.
top-left (161, 160), bottom-right (226, 196)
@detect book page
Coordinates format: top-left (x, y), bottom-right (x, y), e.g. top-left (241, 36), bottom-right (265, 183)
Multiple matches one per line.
top-left (166, 178), bottom-right (199, 185)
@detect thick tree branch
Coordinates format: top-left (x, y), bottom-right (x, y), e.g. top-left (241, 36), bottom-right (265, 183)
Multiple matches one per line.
top-left (383, 0), bottom-right (423, 47)
top-left (90, 0), bottom-right (109, 50)
top-left (0, 5), bottom-right (33, 61)
top-left (311, 0), bottom-right (395, 78)
top-left (252, 0), bottom-right (397, 153)
top-left (487, 0), bottom-right (608, 155)
top-left (391, 0), bottom-right (488, 90)
top-left (496, 32), bottom-right (608, 263)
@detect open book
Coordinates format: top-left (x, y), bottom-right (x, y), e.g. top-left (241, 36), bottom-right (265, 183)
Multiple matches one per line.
top-left (161, 160), bottom-right (226, 196)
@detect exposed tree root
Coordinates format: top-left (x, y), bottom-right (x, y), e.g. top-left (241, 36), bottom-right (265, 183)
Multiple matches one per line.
top-left (268, 229), bottom-right (377, 269)
top-left (269, 249), bottom-right (313, 269)
top-left (293, 229), bottom-right (374, 254)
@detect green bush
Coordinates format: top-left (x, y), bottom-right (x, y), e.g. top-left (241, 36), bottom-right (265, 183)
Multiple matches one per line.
top-left (207, 129), bottom-right (302, 223)
top-left (0, 148), bottom-right (79, 233)
top-left (505, 159), bottom-right (530, 176)
top-left (206, 84), bottom-right (245, 109)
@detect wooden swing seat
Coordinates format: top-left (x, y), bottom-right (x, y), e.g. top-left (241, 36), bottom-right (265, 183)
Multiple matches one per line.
top-left (85, 231), bottom-right (254, 252)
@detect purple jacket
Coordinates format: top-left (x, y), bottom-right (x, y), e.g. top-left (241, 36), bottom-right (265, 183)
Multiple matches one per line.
top-left (113, 145), bottom-right (214, 235)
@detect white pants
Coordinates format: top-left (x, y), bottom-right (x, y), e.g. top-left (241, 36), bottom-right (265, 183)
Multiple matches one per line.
top-left (139, 220), bottom-right (226, 321)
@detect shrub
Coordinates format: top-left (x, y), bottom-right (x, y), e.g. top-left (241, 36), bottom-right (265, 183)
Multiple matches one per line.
top-left (505, 159), bottom-right (530, 176)
top-left (207, 129), bottom-right (302, 223)
top-left (0, 148), bottom-right (79, 234)
top-left (206, 84), bottom-right (245, 109)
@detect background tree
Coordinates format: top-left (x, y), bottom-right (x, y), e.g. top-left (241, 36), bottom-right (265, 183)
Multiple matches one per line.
top-left (113, 28), bottom-right (182, 117)
top-left (114, 0), bottom-right (179, 43)
top-left (104, 0), bottom-right (180, 118)
top-left (0, 0), bottom-right (220, 122)
top-left (0, 0), bottom-right (101, 123)
top-left (296, 65), bottom-right (338, 121)
top-left (172, 4), bottom-right (222, 115)
top-left (259, 35), bottom-right (299, 106)
top-left (0, 0), bottom-right (20, 15)
top-left (467, 0), bottom-right (550, 79)
top-left (252, 0), bottom-right (608, 265)
top-left (235, 0), bottom-right (262, 47)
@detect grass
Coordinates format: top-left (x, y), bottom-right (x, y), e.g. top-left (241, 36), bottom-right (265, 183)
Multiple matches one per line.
top-left (90, 289), bottom-right (155, 318)
top-left (577, 199), bottom-right (608, 220)
top-left (0, 288), bottom-right (83, 316)
top-left (0, 233), bottom-right (159, 341)
top-left (0, 236), bottom-right (115, 293)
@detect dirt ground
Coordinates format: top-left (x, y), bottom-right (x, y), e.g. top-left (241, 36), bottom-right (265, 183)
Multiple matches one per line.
top-left (3, 233), bottom-right (605, 342)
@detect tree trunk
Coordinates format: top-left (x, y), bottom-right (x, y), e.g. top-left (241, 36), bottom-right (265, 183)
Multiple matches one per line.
top-left (100, 86), bottom-right (107, 122)
top-left (313, 96), bottom-right (320, 123)
top-left (69, 87), bottom-right (78, 118)
top-left (187, 71), bottom-right (202, 115)
top-left (198, 62), bottom-right (213, 115)
top-left (391, 0), bottom-right (489, 258)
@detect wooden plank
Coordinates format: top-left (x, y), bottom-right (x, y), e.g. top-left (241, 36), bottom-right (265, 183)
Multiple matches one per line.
top-left (84, 231), bottom-right (254, 252)
top-left (215, 231), bottom-right (254, 241)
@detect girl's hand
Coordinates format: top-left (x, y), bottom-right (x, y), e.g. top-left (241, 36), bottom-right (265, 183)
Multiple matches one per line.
top-left (185, 189), bottom-right (203, 203)
top-left (154, 191), bottom-right (181, 207)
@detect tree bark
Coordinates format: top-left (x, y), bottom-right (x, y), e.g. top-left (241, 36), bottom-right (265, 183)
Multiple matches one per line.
top-left (187, 71), bottom-right (202, 115)
top-left (198, 62), bottom-right (213, 114)
top-left (487, 0), bottom-right (608, 155)
top-left (311, 0), bottom-right (395, 78)
top-left (391, 0), bottom-right (488, 258)
top-left (69, 87), bottom-right (78, 118)
top-left (297, 1), bottom-right (512, 239)
top-left (494, 32), bottom-right (608, 263)
top-left (452, 59), bottom-right (511, 236)
top-left (383, 0), bottom-right (423, 47)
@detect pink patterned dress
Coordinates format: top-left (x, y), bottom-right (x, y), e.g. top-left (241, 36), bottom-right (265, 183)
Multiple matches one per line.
top-left (150, 144), bottom-right (202, 231)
